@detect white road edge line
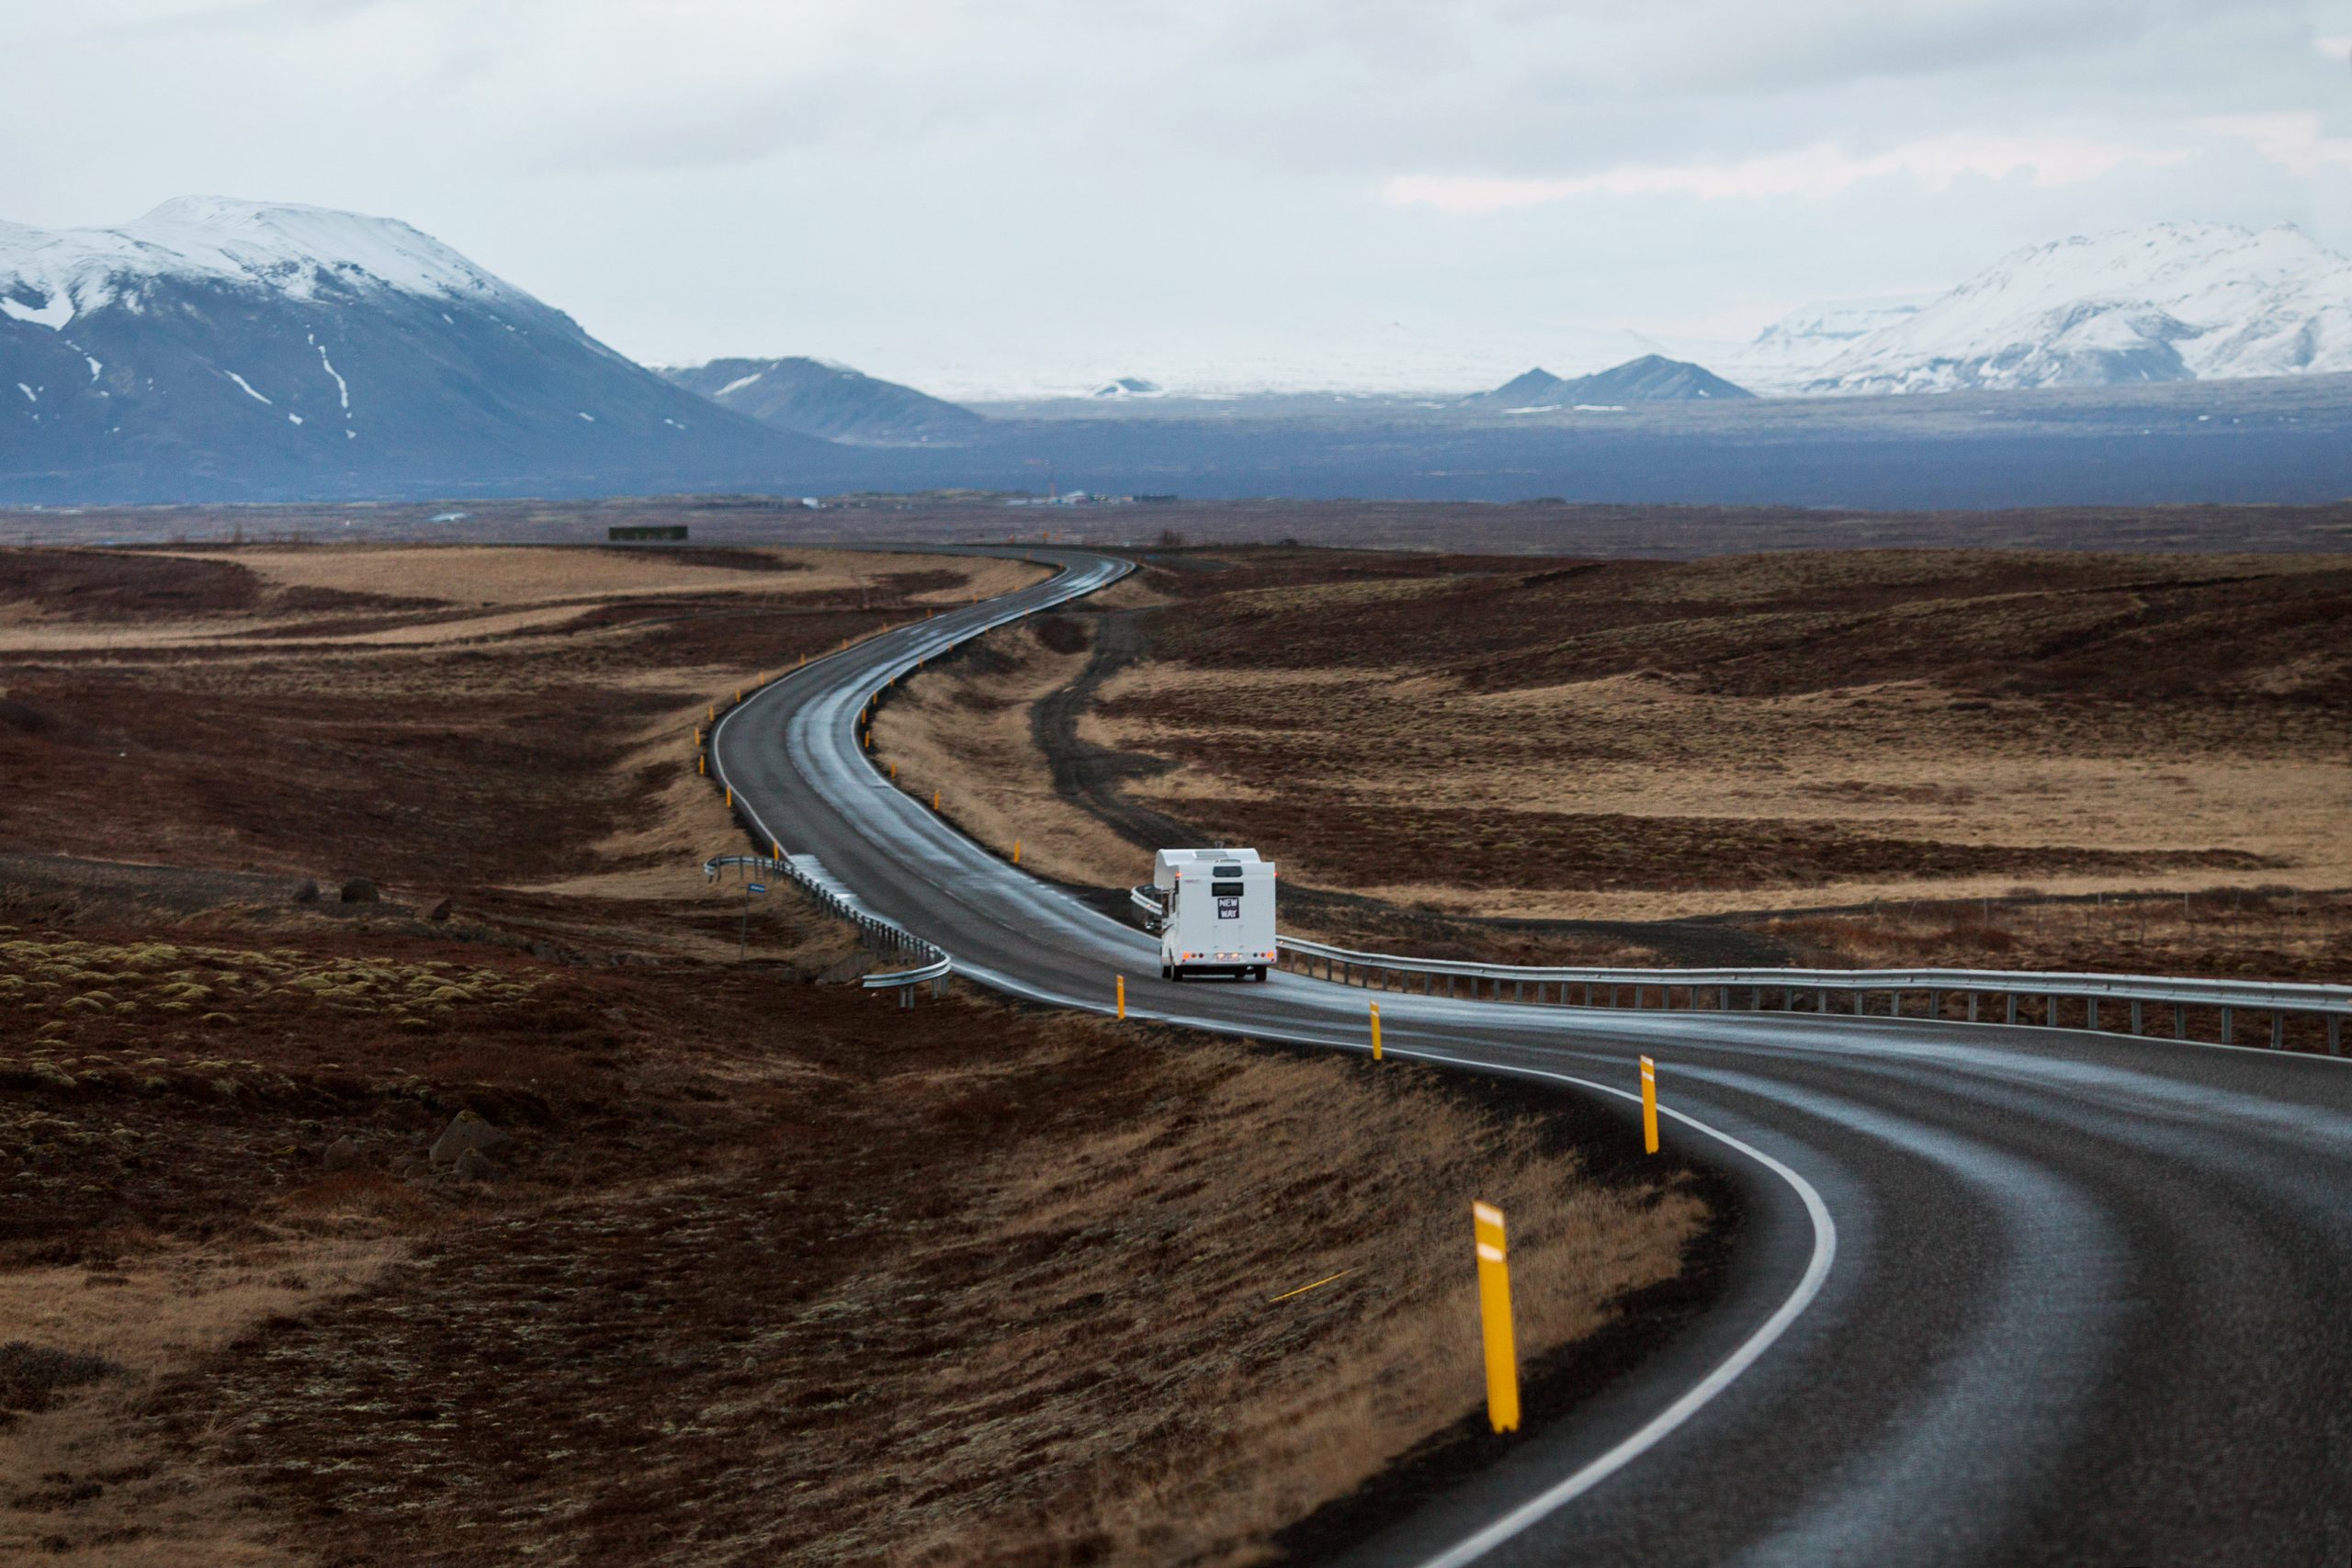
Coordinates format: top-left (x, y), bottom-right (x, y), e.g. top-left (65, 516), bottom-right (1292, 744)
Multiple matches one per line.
top-left (713, 557), bottom-right (1838, 1567)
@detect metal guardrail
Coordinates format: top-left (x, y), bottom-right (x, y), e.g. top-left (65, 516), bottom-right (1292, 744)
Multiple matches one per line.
top-left (1274, 935), bottom-right (2350, 1055)
top-left (704, 853), bottom-right (951, 1000)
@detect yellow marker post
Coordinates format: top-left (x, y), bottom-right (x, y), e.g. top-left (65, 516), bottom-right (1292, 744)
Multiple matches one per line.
top-left (865, 730), bottom-right (872, 750)
top-left (1641, 1055), bottom-right (1659, 1155)
top-left (1474, 1201), bottom-right (1520, 1434)
top-left (707, 704), bottom-right (715, 723)
top-left (1370, 1002), bottom-right (1383, 1062)
top-left (725, 785), bottom-right (732, 808)
top-left (693, 726), bottom-right (701, 748)
top-left (1116, 975), bottom-right (1126, 1019)
top-left (799, 652), bottom-right (806, 666)
top-left (1012, 840), bottom-right (1022, 865)
top-left (932, 789), bottom-right (940, 811)
top-left (888, 761), bottom-right (898, 779)
top-left (697, 752), bottom-right (706, 775)
top-left (736, 688), bottom-right (742, 704)
top-left (772, 838), bottom-right (781, 862)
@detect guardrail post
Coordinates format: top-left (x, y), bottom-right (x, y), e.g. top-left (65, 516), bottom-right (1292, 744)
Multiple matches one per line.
top-left (2007, 994), bottom-right (2019, 1025)
top-left (2087, 997), bottom-right (2100, 1032)
top-left (2131, 999), bottom-right (2144, 1035)
top-left (1929, 989), bottom-right (1942, 1021)
top-left (2330, 1016), bottom-right (2342, 1057)
top-left (2271, 1012), bottom-right (2285, 1049)
top-left (2221, 1006), bottom-right (2234, 1045)
top-left (2175, 1004), bottom-right (2187, 1039)
top-left (1816, 987), bottom-right (1829, 1014)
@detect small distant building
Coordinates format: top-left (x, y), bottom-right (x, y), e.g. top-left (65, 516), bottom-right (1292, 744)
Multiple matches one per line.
top-left (608, 524), bottom-right (688, 543)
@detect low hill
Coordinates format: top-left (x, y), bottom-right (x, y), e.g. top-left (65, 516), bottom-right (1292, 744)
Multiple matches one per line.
top-left (664, 356), bottom-right (985, 446)
top-left (1466, 355), bottom-right (1755, 408)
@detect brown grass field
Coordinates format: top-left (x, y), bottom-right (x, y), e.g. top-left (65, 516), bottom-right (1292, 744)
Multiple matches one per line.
top-left (0, 542), bottom-right (1706, 1564)
top-left (876, 545), bottom-right (2350, 992)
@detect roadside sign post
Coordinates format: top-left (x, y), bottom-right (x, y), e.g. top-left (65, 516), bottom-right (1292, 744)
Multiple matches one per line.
top-left (741, 881), bottom-right (767, 960)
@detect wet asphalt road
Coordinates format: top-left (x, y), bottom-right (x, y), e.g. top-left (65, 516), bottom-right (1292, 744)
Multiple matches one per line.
top-left (713, 548), bottom-right (2352, 1567)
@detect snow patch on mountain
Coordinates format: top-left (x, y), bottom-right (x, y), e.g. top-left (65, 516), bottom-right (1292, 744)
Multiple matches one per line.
top-left (1809, 222), bottom-right (2352, 394)
top-left (1722, 296), bottom-right (1930, 391)
top-left (0, 197), bottom-right (523, 330)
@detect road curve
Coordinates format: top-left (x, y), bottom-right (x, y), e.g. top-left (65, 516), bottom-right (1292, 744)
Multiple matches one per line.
top-left (714, 547), bottom-right (2352, 1566)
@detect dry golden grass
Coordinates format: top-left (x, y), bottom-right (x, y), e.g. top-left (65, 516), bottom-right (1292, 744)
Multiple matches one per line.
top-left (871, 549), bottom-right (2349, 1005)
top-left (0, 546), bottom-right (1046, 654)
top-left (616, 1010), bottom-right (1702, 1566)
top-left (175, 545), bottom-right (1041, 609)
top-left (520, 701), bottom-right (862, 967)
top-left (2, 538), bottom-right (1714, 1565)
top-left (1766, 886), bottom-right (2352, 981)
top-left (874, 618), bottom-right (1152, 888)
top-left (1089, 604), bottom-right (2352, 921)
top-left (0, 1237), bottom-right (401, 1566)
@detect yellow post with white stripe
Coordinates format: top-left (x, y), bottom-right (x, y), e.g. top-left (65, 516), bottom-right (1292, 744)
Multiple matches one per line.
top-left (1474, 1201), bottom-right (1520, 1434)
top-left (1116, 975), bottom-right (1126, 1020)
top-left (1370, 1002), bottom-right (1383, 1062)
top-left (1641, 1055), bottom-right (1659, 1155)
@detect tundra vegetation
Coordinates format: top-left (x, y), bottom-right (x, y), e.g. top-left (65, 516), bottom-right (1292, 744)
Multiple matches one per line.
top-left (876, 545), bottom-right (2350, 1037)
top-left (0, 540), bottom-right (1704, 1564)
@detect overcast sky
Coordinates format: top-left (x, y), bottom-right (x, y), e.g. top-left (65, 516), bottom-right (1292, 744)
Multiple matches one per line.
top-left (4, 0), bottom-right (2348, 394)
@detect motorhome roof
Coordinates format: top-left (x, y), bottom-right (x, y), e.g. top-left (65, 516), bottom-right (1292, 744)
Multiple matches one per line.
top-left (1153, 847), bottom-right (1272, 886)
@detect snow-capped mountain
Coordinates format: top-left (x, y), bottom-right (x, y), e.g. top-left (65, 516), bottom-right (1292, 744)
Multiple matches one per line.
top-left (1806, 222), bottom-right (2352, 395)
top-left (0, 197), bottom-right (827, 503)
top-left (1719, 297), bottom-right (1930, 391)
top-left (664, 355), bottom-right (984, 446)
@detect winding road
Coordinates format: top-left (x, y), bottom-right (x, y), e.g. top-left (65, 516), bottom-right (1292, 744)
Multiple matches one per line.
top-left (714, 547), bottom-right (2352, 1566)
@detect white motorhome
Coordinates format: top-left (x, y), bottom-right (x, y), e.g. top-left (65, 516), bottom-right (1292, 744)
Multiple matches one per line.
top-left (1147, 848), bottom-right (1277, 981)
